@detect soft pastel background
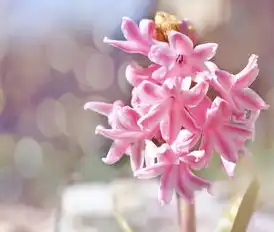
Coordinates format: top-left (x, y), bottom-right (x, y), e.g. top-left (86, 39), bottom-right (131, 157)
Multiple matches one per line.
top-left (0, 0), bottom-right (273, 231)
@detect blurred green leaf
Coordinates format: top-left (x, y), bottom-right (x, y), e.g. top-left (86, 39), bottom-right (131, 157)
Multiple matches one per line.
top-left (230, 177), bottom-right (259, 232)
top-left (195, 153), bottom-right (228, 180)
top-left (114, 212), bottom-right (135, 232)
top-left (215, 177), bottom-right (260, 232)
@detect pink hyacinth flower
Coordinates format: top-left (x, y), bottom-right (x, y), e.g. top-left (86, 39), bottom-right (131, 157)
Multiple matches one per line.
top-left (125, 62), bottom-right (161, 87)
top-left (104, 17), bottom-right (156, 55)
top-left (136, 76), bottom-right (209, 143)
top-left (135, 143), bottom-right (210, 205)
top-left (84, 100), bottom-right (124, 128)
top-left (212, 55), bottom-right (269, 115)
top-left (86, 103), bottom-right (150, 171)
top-left (148, 30), bottom-right (218, 79)
top-left (200, 97), bottom-right (253, 168)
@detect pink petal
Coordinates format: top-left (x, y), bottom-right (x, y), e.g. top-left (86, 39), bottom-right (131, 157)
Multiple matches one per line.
top-left (213, 132), bottom-right (238, 163)
top-left (158, 146), bottom-right (177, 164)
top-left (184, 165), bottom-right (211, 190)
top-left (102, 141), bottom-right (129, 164)
top-left (116, 106), bottom-right (140, 130)
top-left (159, 166), bottom-right (175, 205)
top-left (151, 65), bottom-right (168, 82)
top-left (207, 98), bottom-right (231, 126)
top-left (190, 62), bottom-right (208, 74)
top-left (183, 150), bottom-right (205, 169)
top-left (205, 61), bottom-right (219, 73)
top-left (125, 63), bottom-right (148, 87)
top-left (168, 30), bottom-right (193, 55)
top-left (176, 166), bottom-right (193, 202)
top-left (164, 63), bottom-right (184, 79)
top-left (233, 88), bottom-right (269, 111)
top-left (192, 70), bottom-right (212, 83)
top-left (223, 124), bottom-right (252, 139)
top-left (187, 96), bottom-right (211, 126)
top-left (144, 140), bottom-right (158, 166)
top-left (130, 140), bottom-right (145, 171)
top-left (162, 76), bottom-right (180, 92)
top-left (199, 136), bottom-right (213, 167)
top-left (95, 125), bottom-right (143, 140)
top-left (160, 104), bottom-right (182, 144)
top-left (180, 76), bottom-right (192, 90)
top-left (84, 101), bottom-right (112, 116)
top-left (181, 108), bottom-right (199, 132)
top-left (193, 43), bottom-right (218, 60)
top-left (126, 63), bottom-right (159, 87)
top-left (235, 54), bottom-right (259, 88)
top-left (214, 70), bottom-right (234, 90)
top-left (172, 129), bottom-right (200, 153)
top-left (121, 17), bottom-right (143, 42)
top-left (103, 37), bottom-right (148, 55)
top-left (136, 81), bottom-right (166, 104)
top-left (138, 98), bottom-right (172, 130)
top-left (139, 19), bottom-right (155, 39)
top-left (185, 81), bottom-right (209, 107)
top-left (148, 44), bottom-right (175, 66)
top-left (134, 163), bottom-right (166, 179)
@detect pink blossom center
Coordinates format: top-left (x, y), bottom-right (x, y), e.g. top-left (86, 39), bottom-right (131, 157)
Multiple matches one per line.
top-left (176, 54), bottom-right (184, 64)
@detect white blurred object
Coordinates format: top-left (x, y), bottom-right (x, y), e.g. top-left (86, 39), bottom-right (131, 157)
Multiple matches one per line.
top-left (62, 184), bottom-right (113, 217)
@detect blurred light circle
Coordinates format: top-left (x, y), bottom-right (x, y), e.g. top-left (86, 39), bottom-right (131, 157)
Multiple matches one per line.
top-left (55, 100), bottom-right (68, 136)
top-left (76, 110), bottom-right (105, 155)
top-left (36, 97), bottom-right (62, 137)
top-left (47, 33), bottom-right (79, 73)
top-left (117, 61), bottom-right (132, 95)
top-left (86, 52), bottom-right (115, 91)
top-left (73, 45), bottom-right (96, 92)
top-left (14, 137), bottom-right (43, 178)
top-left (59, 93), bottom-right (86, 142)
top-left (78, 95), bottom-right (110, 154)
top-left (85, 94), bottom-right (109, 104)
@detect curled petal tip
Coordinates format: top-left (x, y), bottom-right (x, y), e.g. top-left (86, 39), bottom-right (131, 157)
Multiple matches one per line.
top-left (103, 36), bottom-right (110, 43)
top-left (84, 102), bottom-right (96, 110)
top-left (212, 43), bottom-right (218, 49)
top-left (102, 157), bottom-right (114, 165)
top-left (101, 157), bottom-right (108, 163)
top-left (160, 200), bottom-right (166, 206)
top-left (264, 103), bottom-right (270, 110)
top-left (211, 43), bottom-right (218, 53)
top-left (122, 16), bottom-right (131, 21)
top-left (133, 171), bottom-right (139, 177)
top-left (84, 102), bottom-right (90, 110)
top-left (250, 54), bottom-right (258, 60)
top-left (95, 125), bottom-right (104, 134)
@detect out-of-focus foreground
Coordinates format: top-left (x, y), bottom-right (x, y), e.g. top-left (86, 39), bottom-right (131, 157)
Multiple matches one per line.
top-left (0, 0), bottom-right (273, 231)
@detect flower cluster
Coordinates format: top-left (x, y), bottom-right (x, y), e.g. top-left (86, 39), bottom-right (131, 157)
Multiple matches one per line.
top-left (84, 17), bottom-right (268, 205)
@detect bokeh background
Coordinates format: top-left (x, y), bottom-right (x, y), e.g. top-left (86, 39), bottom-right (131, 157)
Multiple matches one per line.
top-left (0, 0), bottom-right (273, 231)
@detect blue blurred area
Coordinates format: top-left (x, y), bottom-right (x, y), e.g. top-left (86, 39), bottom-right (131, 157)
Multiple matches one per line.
top-left (7, 0), bottom-right (156, 38)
